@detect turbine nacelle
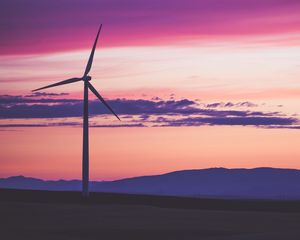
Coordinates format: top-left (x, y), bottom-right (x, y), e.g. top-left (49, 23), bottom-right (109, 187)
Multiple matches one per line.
top-left (83, 75), bottom-right (92, 81)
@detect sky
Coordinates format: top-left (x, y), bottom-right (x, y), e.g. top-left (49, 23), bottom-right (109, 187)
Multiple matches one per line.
top-left (0, 0), bottom-right (300, 180)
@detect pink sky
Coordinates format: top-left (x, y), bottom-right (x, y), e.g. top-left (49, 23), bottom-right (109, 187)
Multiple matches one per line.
top-left (2, 126), bottom-right (300, 180)
top-left (0, 0), bottom-right (300, 180)
top-left (1, 0), bottom-right (300, 55)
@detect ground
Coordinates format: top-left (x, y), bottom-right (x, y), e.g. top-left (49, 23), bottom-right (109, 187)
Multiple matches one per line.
top-left (1, 190), bottom-right (300, 239)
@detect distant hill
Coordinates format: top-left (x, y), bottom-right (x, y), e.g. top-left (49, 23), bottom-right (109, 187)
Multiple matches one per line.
top-left (1, 168), bottom-right (300, 199)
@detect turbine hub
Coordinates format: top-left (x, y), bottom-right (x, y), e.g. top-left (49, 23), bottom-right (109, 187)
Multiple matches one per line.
top-left (83, 76), bottom-right (92, 81)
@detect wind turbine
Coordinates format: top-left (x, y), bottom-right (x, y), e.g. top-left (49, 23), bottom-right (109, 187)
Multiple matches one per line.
top-left (32, 24), bottom-right (120, 198)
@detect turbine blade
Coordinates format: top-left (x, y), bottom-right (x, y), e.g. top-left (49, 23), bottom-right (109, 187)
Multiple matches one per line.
top-left (83, 24), bottom-right (102, 77)
top-left (88, 82), bottom-right (120, 121)
top-left (32, 77), bottom-right (82, 92)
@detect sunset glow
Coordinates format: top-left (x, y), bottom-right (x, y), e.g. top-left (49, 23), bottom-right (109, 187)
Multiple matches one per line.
top-left (1, 0), bottom-right (300, 180)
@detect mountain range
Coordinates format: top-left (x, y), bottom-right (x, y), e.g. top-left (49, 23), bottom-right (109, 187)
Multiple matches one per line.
top-left (1, 168), bottom-right (300, 199)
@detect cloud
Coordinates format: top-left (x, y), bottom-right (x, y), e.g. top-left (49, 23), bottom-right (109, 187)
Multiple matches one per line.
top-left (0, 123), bottom-right (145, 128)
top-left (155, 116), bottom-right (298, 127)
top-left (0, 95), bottom-right (200, 118)
top-left (0, 95), bottom-right (80, 105)
top-left (0, 95), bottom-right (273, 118)
top-left (24, 92), bottom-right (69, 98)
top-left (0, 123), bottom-right (78, 128)
top-left (206, 101), bottom-right (258, 108)
top-left (0, 94), bottom-right (298, 128)
top-left (91, 123), bottom-right (145, 128)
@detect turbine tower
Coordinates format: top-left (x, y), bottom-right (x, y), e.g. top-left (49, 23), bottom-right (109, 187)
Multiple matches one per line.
top-left (32, 25), bottom-right (120, 198)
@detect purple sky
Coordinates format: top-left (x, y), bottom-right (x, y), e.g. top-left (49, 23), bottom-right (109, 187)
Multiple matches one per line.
top-left (1, 0), bottom-right (300, 54)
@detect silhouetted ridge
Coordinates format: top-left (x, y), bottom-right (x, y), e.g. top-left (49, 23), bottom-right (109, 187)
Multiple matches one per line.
top-left (1, 167), bottom-right (300, 199)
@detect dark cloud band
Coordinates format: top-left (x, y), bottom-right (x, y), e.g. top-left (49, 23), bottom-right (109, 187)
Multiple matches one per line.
top-left (0, 94), bottom-right (298, 128)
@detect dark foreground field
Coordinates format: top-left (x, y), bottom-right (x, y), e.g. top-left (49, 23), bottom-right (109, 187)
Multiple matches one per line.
top-left (1, 189), bottom-right (300, 240)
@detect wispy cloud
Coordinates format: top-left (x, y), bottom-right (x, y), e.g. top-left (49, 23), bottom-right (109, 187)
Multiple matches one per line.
top-left (24, 92), bottom-right (69, 98)
top-left (205, 101), bottom-right (258, 108)
top-left (0, 123), bottom-right (145, 128)
top-left (154, 116), bottom-right (297, 127)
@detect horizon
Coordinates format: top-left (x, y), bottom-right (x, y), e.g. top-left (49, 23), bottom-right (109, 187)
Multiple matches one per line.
top-left (2, 166), bottom-right (300, 182)
top-left (1, 0), bottom-right (300, 181)
top-left (3, 167), bottom-right (300, 200)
